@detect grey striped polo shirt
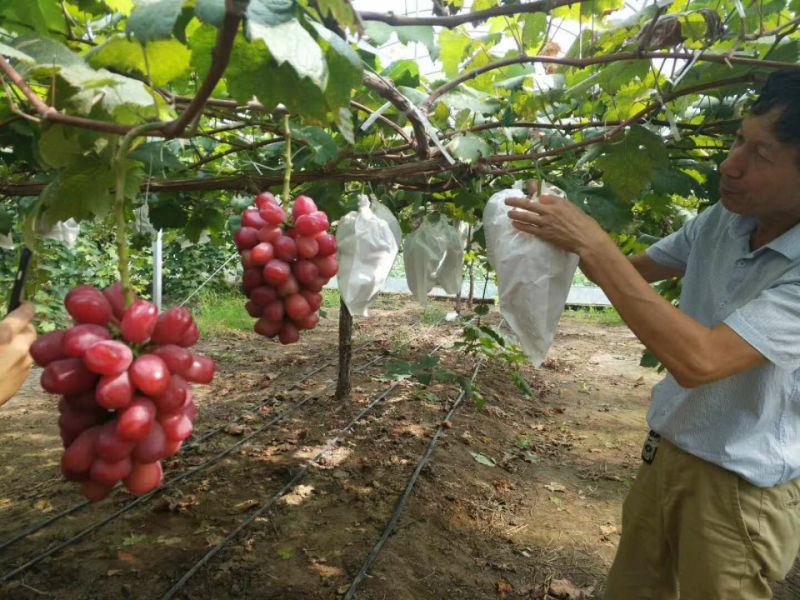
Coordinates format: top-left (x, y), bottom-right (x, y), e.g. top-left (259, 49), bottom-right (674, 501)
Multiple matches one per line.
top-left (645, 201), bottom-right (800, 487)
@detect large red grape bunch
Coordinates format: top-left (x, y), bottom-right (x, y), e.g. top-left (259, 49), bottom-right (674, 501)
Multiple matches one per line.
top-left (30, 283), bottom-right (215, 501)
top-left (234, 192), bottom-right (338, 344)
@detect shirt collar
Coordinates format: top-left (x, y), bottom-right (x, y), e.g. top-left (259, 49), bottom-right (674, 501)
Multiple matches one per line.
top-left (728, 212), bottom-right (800, 260)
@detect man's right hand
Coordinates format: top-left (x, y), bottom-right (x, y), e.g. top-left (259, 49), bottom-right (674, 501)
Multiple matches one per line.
top-left (0, 302), bottom-right (37, 406)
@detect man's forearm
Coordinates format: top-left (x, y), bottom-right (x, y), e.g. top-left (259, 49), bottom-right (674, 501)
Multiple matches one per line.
top-left (579, 238), bottom-right (712, 387)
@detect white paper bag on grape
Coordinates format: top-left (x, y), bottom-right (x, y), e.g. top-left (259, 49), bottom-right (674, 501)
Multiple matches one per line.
top-left (38, 218), bottom-right (80, 248)
top-left (483, 184), bottom-right (578, 367)
top-left (435, 218), bottom-right (465, 295)
top-left (371, 198), bottom-right (402, 248)
top-left (336, 196), bottom-right (399, 317)
top-left (403, 215), bottom-right (463, 305)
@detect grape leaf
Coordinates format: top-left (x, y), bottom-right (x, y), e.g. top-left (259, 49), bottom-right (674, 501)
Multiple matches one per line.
top-left (129, 142), bottom-right (183, 175)
top-left (554, 177), bottom-right (632, 231)
top-left (313, 0), bottom-right (359, 31)
top-left (363, 22), bottom-right (393, 45)
top-left (38, 125), bottom-right (83, 169)
top-left (247, 0), bottom-right (295, 26)
top-left (397, 26), bottom-right (436, 59)
top-left (87, 36), bottom-right (191, 86)
top-left (335, 107), bottom-right (355, 144)
top-left (438, 29), bottom-right (472, 78)
top-left (310, 22), bottom-right (362, 111)
top-left (438, 87), bottom-right (501, 114)
top-left (39, 159), bottom-right (116, 224)
top-left (447, 134), bottom-right (490, 163)
top-left (595, 126), bottom-right (669, 201)
top-left (247, 18), bottom-right (328, 91)
top-left (14, 35), bottom-right (158, 120)
top-left (1, 0), bottom-right (67, 36)
top-left (148, 195), bottom-right (190, 229)
top-left (596, 60), bottom-right (650, 94)
top-left (382, 59), bottom-right (420, 88)
top-left (0, 42), bottom-right (35, 63)
top-left (126, 0), bottom-right (185, 42)
top-left (104, 0), bottom-right (134, 14)
top-left (188, 23), bottom-right (218, 79)
top-left (226, 38), bottom-right (328, 120)
top-left (293, 126), bottom-right (339, 165)
top-left (521, 13), bottom-right (547, 48)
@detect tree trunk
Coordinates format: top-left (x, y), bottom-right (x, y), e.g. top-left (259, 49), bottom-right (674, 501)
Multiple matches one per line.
top-left (335, 298), bottom-right (353, 400)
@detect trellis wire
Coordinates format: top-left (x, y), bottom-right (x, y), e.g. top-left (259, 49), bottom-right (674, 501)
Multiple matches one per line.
top-left (177, 250), bottom-right (240, 307)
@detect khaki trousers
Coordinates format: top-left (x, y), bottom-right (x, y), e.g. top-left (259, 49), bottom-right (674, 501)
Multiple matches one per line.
top-left (604, 436), bottom-right (800, 599)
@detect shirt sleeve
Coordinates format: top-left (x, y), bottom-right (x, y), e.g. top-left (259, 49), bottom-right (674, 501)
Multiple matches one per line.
top-left (645, 203), bottom-right (722, 271)
top-left (724, 283), bottom-right (800, 371)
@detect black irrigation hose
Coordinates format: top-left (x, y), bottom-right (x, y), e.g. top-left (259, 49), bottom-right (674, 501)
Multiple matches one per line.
top-left (0, 501), bottom-right (91, 553)
top-left (342, 359), bottom-right (484, 600)
top-left (1, 393), bottom-right (316, 582)
top-left (0, 343), bottom-right (372, 555)
top-left (161, 383), bottom-right (401, 600)
top-left (1, 349), bottom-right (385, 582)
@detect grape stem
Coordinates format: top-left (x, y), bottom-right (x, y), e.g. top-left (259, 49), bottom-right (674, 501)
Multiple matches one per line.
top-left (282, 113), bottom-right (292, 208)
top-left (113, 121), bottom-right (168, 307)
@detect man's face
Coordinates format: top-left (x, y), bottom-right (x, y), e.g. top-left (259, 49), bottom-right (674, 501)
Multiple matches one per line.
top-left (719, 107), bottom-right (800, 222)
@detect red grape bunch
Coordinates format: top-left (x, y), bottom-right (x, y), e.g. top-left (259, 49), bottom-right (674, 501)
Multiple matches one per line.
top-left (234, 192), bottom-right (338, 344)
top-left (30, 282), bottom-right (215, 501)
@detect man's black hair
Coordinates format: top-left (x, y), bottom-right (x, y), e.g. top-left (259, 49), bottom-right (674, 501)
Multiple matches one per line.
top-left (750, 70), bottom-right (800, 147)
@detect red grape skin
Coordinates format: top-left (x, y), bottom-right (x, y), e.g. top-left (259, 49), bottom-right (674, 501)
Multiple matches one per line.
top-left (42, 358), bottom-right (99, 396)
top-left (120, 300), bottom-right (159, 344)
top-left (124, 461), bottom-right (163, 495)
top-left (182, 354), bottom-right (215, 384)
top-left (150, 307), bottom-right (193, 345)
top-left (90, 456), bottom-right (132, 485)
top-left (96, 371), bottom-right (134, 410)
top-left (132, 421), bottom-right (170, 463)
top-left (83, 340), bottom-right (133, 376)
top-left (152, 344), bottom-right (193, 373)
top-left (117, 397), bottom-right (157, 441)
top-left (63, 324), bottom-right (111, 358)
top-left (129, 354), bottom-right (171, 397)
top-left (291, 195), bottom-right (317, 220)
top-left (65, 285), bottom-right (113, 325)
top-left (30, 331), bottom-right (66, 367)
top-left (152, 375), bottom-right (189, 414)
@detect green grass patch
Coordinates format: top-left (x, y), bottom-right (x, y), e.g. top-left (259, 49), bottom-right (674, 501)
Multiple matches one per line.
top-left (322, 287), bottom-right (341, 308)
top-left (192, 291), bottom-right (253, 335)
top-left (420, 303), bottom-right (448, 325)
top-left (565, 306), bottom-right (624, 326)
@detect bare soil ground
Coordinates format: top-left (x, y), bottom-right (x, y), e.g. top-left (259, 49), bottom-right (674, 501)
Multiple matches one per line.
top-left (0, 296), bottom-right (797, 599)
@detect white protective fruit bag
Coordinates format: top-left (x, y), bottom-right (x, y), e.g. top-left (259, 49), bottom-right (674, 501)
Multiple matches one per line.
top-left (483, 184), bottom-right (579, 366)
top-left (335, 195), bottom-right (400, 317)
top-left (403, 215), bottom-right (464, 305)
top-left (39, 218), bottom-right (80, 248)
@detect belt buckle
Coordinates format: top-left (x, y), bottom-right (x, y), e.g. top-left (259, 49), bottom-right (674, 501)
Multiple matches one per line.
top-left (641, 430), bottom-right (661, 464)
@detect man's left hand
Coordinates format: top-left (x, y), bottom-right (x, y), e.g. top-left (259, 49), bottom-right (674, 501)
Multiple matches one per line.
top-left (505, 194), bottom-right (608, 256)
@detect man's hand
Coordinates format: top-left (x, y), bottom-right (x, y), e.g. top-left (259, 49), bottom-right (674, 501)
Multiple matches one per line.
top-left (0, 302), bottom-right (36, 406)
top-left (505, 194), bottom-right (608, 256)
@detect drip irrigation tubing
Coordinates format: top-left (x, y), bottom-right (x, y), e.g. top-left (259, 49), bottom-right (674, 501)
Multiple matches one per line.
top-left (161, 383), bottom-right (401, 600)
top-left (0, 342), bottom-right (371, 555)
top-left (342, 358), bottom-right (484, 599)
top-left (0, 346), bottom-right (383, 580)
top-left (161, 326), bottom-right (476, 599)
